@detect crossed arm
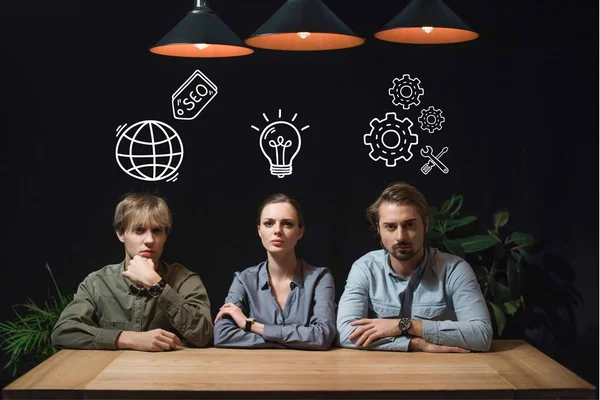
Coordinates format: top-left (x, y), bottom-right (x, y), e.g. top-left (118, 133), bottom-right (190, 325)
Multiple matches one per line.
top-left (213, 271), bottom-right (336, 350)
top-left (337, 262), bottom-right (492, 352)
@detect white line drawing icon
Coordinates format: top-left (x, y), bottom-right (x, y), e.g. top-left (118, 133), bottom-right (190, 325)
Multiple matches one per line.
top-left (251, 109), bottom-right (309, 178)
top-left (388, 74), bottom-right (424, 110)
top-left (418, 106), bottom-right (445, 133)
top-left (420, 145), bottom-right (449, 175)
top-left (115, 120), bottom-right (184, 182)
top-left (364, 112), bottom-right (419, 167)
top-left (172, 70), bottom-right (218, 121)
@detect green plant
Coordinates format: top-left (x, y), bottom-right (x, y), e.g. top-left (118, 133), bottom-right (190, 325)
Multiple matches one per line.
top-left (0, 263), bottom-right (72, 376)
top-left (428, 194), bottom-right (535, 336)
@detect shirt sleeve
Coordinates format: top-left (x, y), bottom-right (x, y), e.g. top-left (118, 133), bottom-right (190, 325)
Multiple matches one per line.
top-left (156, 274), bottom-right (213, 347)
top-left (261, 269), bottom-right (336, 351)
top-left (213, 274), bottom-right (284, 349)
top-left (336, 263), bottom-right (410, 352)
top-left (51, 276), bottom-right (122, 350)
top-left (421, 260), bottom-right (493, 352)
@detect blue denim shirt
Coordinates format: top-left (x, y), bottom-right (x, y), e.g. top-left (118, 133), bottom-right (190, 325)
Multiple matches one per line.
top-left (214, 259), bottom-right (336, 350)
top-left (337, 248), bottom-right (492, 352)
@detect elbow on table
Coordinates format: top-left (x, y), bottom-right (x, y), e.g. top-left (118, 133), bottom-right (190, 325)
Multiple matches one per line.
top-left (335, 328), bottom-right (357, 350)
top-left (212, 321), bottom-right (234, 348)
top-left (471, 321), bottom-right (493, 352)
top-left (51, 325), bottom-right (67, 349)
top-left (186, 328), bottom-right (213, 348)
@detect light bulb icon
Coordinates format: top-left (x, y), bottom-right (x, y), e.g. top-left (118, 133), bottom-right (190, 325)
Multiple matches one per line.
top-left (251, 109), bottom-right (309, 178)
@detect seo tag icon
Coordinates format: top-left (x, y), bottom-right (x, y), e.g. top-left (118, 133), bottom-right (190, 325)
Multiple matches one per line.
top-left (171, 70), bottom-right (218, 121)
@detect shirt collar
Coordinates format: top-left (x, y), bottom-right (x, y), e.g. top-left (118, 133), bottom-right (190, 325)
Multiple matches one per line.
top-left (386, 247), bottom-right (430, 280)
top-left (259, 259), bottom-right (305, 290)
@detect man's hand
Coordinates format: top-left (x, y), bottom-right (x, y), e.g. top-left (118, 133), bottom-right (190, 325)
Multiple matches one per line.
top-left (349, 318), bottom-right (401, 347)
top-left (122, 255), bottom-right (161, 288)
top-left (409, 337), bottom-right (470, 353)
top-left (214, 303), bottom-right (247, 329)
top-left (116, 329), bottom-right (182, 352)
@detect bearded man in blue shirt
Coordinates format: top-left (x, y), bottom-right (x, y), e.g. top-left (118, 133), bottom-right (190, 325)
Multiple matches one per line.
top-left (337, 182), bottom-right (493, 353)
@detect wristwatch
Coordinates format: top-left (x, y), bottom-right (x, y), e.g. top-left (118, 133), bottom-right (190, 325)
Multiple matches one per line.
top-left (148, 278), bottom-right (167, 298)
top-left (244, 317), bottom-right (256, 332)
top-left (397, 317), bottom-right (411, 335)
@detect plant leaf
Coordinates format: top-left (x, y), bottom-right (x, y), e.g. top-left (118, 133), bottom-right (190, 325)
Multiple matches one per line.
top-left (508, 232), bottom-right (535, 246)
top-left (493, 209), bottom-right (510, 231)
top-left (443, 238), bottom-right (466, 258)
top-left (507, 255), bottom-right (522, 299)
top-left (488, 301), bottom-right (506, 336)
top-left (427, 229), bottom-right (443, 240)
top-left (440, 198), bottom-right (452, 215)
top-left (448, 195), bottom-right (464, 216)
top-left (501, 299), bottom-right (521, 316)
top-left (458, 235), bottom-right (500, 253)
top-left (429, 206), bottom-right (440, 219)
top-left (445, 216), bottom-right (477, 232)
top-left (486, 276), bottom-right (512, 303)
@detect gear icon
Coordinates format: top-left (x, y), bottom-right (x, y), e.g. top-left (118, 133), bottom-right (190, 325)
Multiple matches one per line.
top-left (418, 106), bottom-right (445, 133)
top-left (388, 74), bottom-right (424, 110)
top-left (364, 112), bottom-right (419, 167)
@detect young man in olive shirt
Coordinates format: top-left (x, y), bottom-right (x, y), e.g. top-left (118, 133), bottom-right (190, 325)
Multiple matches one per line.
top-left (52, 192), bottom-right (213, 350)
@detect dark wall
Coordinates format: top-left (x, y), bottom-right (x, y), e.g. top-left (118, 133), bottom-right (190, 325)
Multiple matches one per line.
top-left (1, 0), bottom-right (597, 390)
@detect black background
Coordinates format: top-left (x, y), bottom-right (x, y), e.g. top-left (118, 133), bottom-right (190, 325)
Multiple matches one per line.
top-left (1, 0), bottom-right (598, 390)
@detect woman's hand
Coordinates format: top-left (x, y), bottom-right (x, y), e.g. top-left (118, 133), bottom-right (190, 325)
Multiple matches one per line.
top-left (214, 303), bottom-right (247, 329)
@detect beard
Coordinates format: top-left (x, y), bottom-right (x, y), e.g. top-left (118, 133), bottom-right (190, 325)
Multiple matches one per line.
top-left (385, 241), bottom-right (418, 262)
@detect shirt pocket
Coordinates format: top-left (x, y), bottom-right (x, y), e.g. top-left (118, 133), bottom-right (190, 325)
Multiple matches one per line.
top-left (370, 301), bottom-right (401, 319)
top-left (412, 304), bottom-right (447, 320)
top-left (99, 317), bottom-right (132, 330)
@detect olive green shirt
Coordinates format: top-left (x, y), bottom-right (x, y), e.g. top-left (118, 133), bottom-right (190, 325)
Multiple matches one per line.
top-left (51, 261), bottom-right (213, 349)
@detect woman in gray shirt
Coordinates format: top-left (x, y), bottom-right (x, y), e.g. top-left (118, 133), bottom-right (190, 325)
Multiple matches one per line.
top-left (213, 193), bottom-right (336, 350)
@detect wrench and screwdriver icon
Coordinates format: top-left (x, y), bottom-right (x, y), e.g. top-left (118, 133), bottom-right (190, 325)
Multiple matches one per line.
top-left (420, 145), bottom-right (449, 175)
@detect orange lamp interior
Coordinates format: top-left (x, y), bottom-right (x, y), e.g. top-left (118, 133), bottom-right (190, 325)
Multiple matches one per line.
top-left (245, 32), bottom-right (365, 51)
top-left (375, 27), bottom-right (479, 44)
top-left (150, 43), bottom-right (254, 58)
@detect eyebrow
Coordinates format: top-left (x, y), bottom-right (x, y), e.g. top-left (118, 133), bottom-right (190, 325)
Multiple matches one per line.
top-left (382, 219), bottom-right (417, 225)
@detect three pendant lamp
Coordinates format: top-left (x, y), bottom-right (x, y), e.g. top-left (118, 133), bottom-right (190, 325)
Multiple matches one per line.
top-left (150, 0), bottom-right (479, 58)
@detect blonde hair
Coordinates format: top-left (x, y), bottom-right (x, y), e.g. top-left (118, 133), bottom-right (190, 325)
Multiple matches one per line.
top-left (113, 192), bottom-right (172, 234)
top-left (366, 182), bottom-right (429, 232)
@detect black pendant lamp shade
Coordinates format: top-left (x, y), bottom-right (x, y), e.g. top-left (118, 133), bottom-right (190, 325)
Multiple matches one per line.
top-left (245, 0), bottom-right (365, 51)
top-left (150, 0), bottom-right (253, 58)
top-left (375, 0), bottom-right (479, 44)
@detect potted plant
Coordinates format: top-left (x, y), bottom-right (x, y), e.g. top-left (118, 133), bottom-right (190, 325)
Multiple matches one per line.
top-left (427, 194), bottom-right (535, 336)
top-left (0, 263), bottom-right (72, 376)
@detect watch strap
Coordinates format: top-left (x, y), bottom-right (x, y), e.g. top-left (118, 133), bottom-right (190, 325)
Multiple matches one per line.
top-left (244, 317), bottom-right (256, 332)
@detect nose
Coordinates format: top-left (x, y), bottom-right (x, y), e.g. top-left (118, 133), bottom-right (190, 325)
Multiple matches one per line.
top-left (395, 226), bottom-right (408, 242)
top-left (143, 230), bottom-right (155, 245)
top-left (274, 222), bottom-right (283, 235)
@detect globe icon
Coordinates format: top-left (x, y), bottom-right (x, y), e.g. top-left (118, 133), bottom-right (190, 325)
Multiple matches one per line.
top-left (115, 120), bottom-right (184, 182)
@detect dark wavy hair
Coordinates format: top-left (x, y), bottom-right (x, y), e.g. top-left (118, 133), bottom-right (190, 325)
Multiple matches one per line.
top-left (256, 193), bottom-right (305, 228)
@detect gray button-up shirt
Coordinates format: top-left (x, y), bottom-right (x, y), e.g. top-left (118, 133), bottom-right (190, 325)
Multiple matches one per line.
top-left (337, 248), bottom-right (492, 352)
top-left (214, 260), bottom-right (336, 350)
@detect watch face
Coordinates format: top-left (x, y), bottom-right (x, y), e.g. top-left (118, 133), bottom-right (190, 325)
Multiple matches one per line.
top-left (148, 285), bottom-right (161, 297)
top-left (398, 318), bottom-right (411, 332)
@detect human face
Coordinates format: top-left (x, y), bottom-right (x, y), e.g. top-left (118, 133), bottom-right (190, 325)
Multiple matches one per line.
top-left (257, 202), bottom-right (304, 255)
top-left (377, 202), bottom-right (428, 264)
top-left (116, 220), bottom-right (167, 266)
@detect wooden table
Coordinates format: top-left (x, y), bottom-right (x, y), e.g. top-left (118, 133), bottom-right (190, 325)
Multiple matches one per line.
top-left (3, 340), bottom-right (595, 399)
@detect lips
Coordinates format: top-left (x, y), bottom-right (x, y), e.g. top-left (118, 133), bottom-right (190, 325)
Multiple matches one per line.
top-left (140, 251), bottom-right (154, 256)
top-left (270, 240), bottom-right (284, 245)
